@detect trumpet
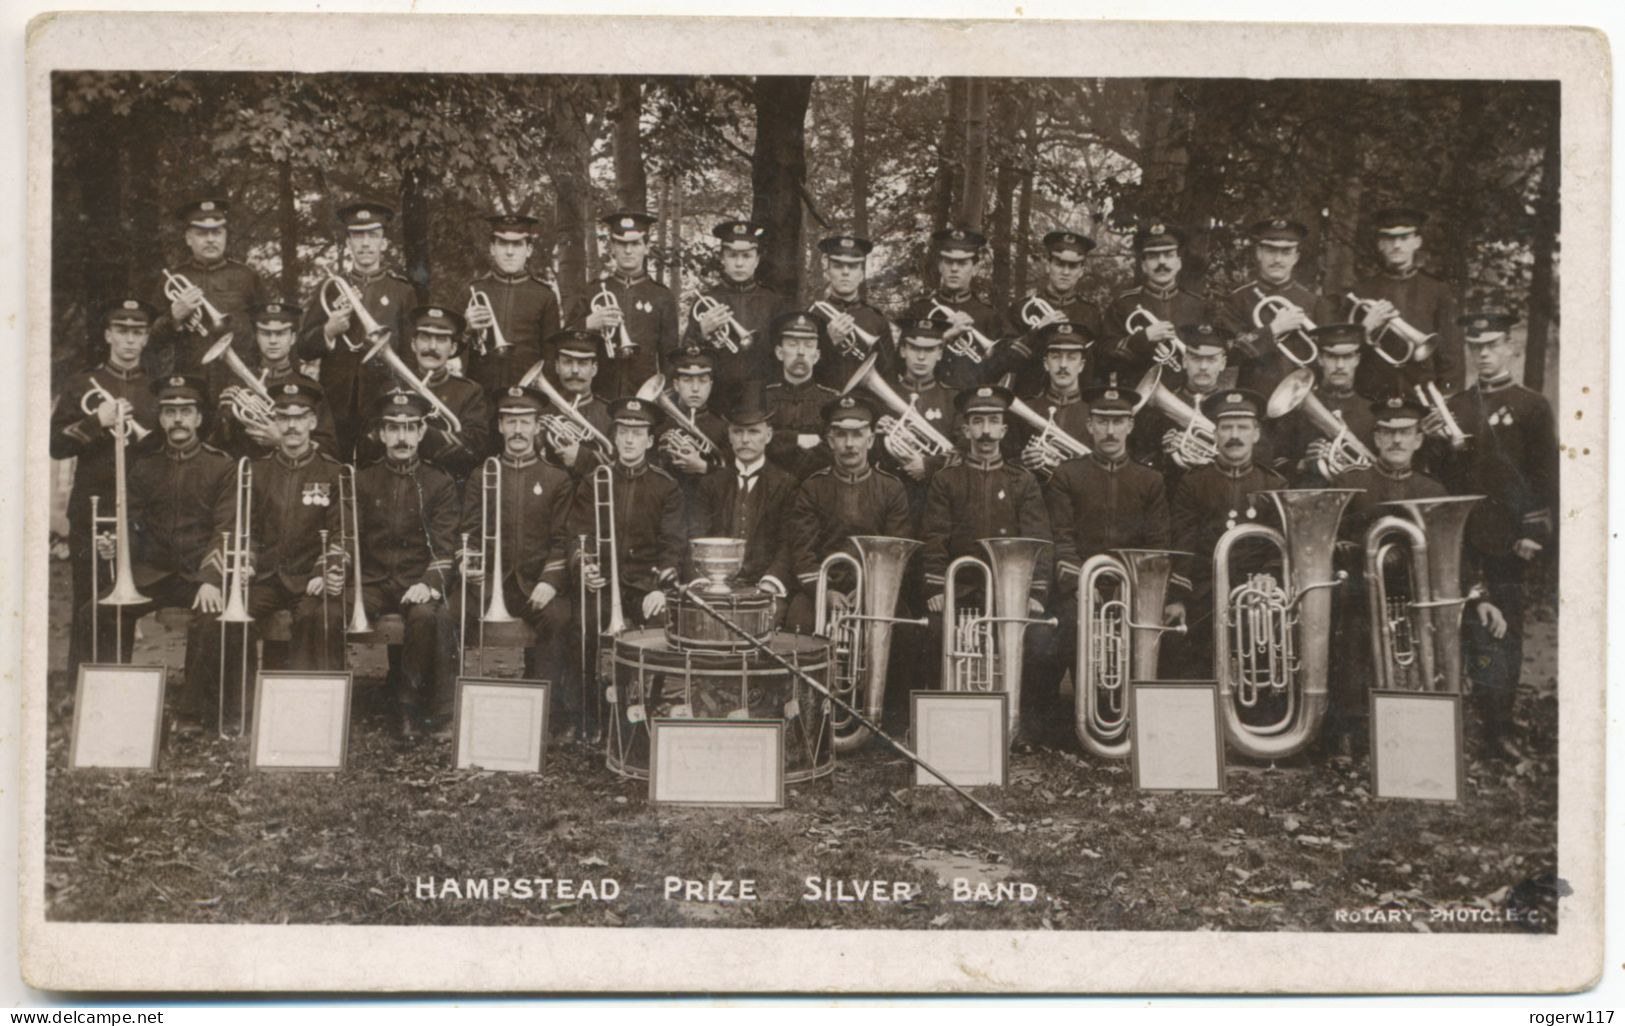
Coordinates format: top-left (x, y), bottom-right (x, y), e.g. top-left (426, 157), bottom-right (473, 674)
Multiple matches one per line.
top-left (1415, 380), bottom-right (1469, 451)
top-left (815, 536), bottom-right (926, 753)
top-left (362, 334), bottom-right (463, 441)
top-left (338, 463), bottom-right (372, 634)
top-left (79, 378), bottom-right (152, 442)
top-left (1345, 292), bottom-right (1438, 367)
top-left (636, 373), bottom-right (720, 464)
top-left (163, 268), bottom-right (226, 337)
top-left (1266, 368), bottom-right (1376, 477)
top-left (592, 283), bottom-right (636, 359)
top-left (1008, 396), bottom-right (1091, 471)
top-left (202, 333), bottom-right (277, 434)
top-left (466, 287), bottom-right (512, 356)
top-left (842, 350), bottom-right (956, 462)
top-left (459, 458), bottom-right (519, 677)
top-left (518, 360), bottom-right (614, 459)
top-left (1133, 366), bottom-right (1217, 468)
top-left (1127, 305), bottom-right (1184, 371)
top-left (1019, 295), bottom-right (1060, 329)
top-left (217, 458), bottom-right (254, 737)
top-left (943, 537), bottom-right (1057, 744)
top-left (686, 293), bottom-right (751, 353)
top-left (931, 302), bottom-right (998, 364)
top-left (1075, 549), bottom-right (1186, 759)
top-left (1250, 288), bottom-right (1319, 368)
top-left (810, 300), bottom-right (881, 360)
top-left (319, 273), bottom-right (391, 353)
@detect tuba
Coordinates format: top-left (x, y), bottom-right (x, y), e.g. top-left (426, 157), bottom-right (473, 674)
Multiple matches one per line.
top-left (1266, 368), bottom-right (1377, 477)
top-left (815, 536), bottom-right (926, 752)
top-left (163, 268), bottom-right (227, 338)
top-left (338, 463), bottom-right (372, 634)
top-left (810, 300), bottom-right (881, 360)
top-left (362, 334), bottom-right (464, 441)
top-left (1366, 496), bottom-right (1482, 694)
top-left (1074, 549), bottom-right (1187, 759)
top-left (592, 283), bottom-right (636, 359)
top-left (320, 273), bottom-right (391, 353)
top-left (942, 537), bottom-right (1058, 744)
top-left (1415, 380), bottom-right (1469, 451)
top-left (636, 373), bottom-right (721, 463)
top-left (466, 287), bottom-right (512, 356)
top-left (1345, 292), bottom-right (1438, 368)
top-left (1133, 366), bottom-right (1217, 468)
top-left (686, 293), bottom-right (750, 354)
top-left (202, 333), bottom-right (276, 434)
top-left (1008, 396), bottom-right (1091, 469)
top-left (841, 350), bottom-right (956, 462)
top-left (930, 302), bottom-right (999, 364)
top-left (1213, 489), bottom-right (1354, 760)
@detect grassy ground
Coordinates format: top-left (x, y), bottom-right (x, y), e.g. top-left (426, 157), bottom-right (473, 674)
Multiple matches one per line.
top-left (40, 560), bottom-right (1560, 932)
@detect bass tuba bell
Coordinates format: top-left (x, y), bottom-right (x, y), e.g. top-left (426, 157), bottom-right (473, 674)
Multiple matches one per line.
top-left (942, 537), bottom-right (1057, 744)
top-left (815, 536), bottom-right (926, 752)
top-left (1074, 548), bottom-right (1187, 759)
top-left (1364, 495), bottom-right (1482, 694)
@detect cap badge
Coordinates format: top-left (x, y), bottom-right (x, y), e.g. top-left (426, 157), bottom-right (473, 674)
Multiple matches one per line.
top-left (735, 222), bottom-right (747, 233)
top-left (508, 387), bottom-right (523, 397)
top-left (840, 236), bottom-right (852, 246)
top-left (1473, 317), bottom-right (1488, 330)
top-left (168, 376), bottom-right (185, 387)
top-left (627, 400), bottom-right (641, 411)
top-left (122, 300), bottom-right (139, 310)
top-left (393, 394), bottom-right (409, 406)
top-left (951, 229), bottom-right (965, 240)
top-left (839, 397), bottom-right (855, 408)
top-left (1149, 223), bottom-right (1166, 235)
top-left (201, 201), bottom-right (216, 211)
top-left (1387, 397), bottom-right (1403, 408)
top-left (1057, 324), bottom-right (1072, 334)
top-left (356, 209), bottom-right (370, 220)
top-left (283, 384), bottom-right (298, 395)
top-left (977, 387), bottom-right (992, 398)
top-left (428, 308), bottom-right (443, 318)
top-left (1104, 389), bottom-right (1119, 400)
top-left (620, 217), bottom-right (634, 229)
top-left (1271, 218), bottom-right (1287, 229)
top-left (1226, 392), bottom-right (1241, 403)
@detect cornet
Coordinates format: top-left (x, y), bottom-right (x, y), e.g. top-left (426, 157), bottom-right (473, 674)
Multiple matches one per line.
top-left (841, 350), bottom-right (955, 462)
top-left (810, 300), bottom-right (881, 360)
top-left (319, 273), bottom-right (391, 353)
top-left (943, 537), bottom-right (1057, 744)
top-left (163, 268), bottom-right (226, 337)
top-left (636, 373), bottom-right (720, 464)
top-left (592, 283), bottom-right (636, 359)
top-left (338, 464), bottom-right (373, 634)
top-left (1345, 292), bottom-right (1438, 367)
top-left (1266, 368), bottom-right (1376, 477)
top-left (466, 287), bottom-right (512, 356)
top-left (201, 333), bottom-right (276, 435)
top-left (1133, 366), bottom-right (1217, 468)
top-left (1007, 396), bottom-right (1090, 472)
top-left (217, 458), bottom-right (254, 737)
top-left (362, 334), bottom-right (464, 441)
top-left (1415, 380), bottom-right (1469, 451)
top-left (815, 536), bottom-right (926, 753)
top-left (931, 302), bottom-right (998, 364)
top-left (79, 378), bottom-right (151, 442)
top-left (518, 359), bottom-right (614, 459)
top-left (686, 293), bottom-right (751, 354)
top-left (1250, 288), bottom-right (1319, 367)
top-left (1019, 295), bottom-right (1060, 329)
top-left (1128, 305), bottom-right (1184, 371)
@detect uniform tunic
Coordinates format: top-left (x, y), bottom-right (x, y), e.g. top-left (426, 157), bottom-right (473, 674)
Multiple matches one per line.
top-left (903, 290), bottom-right (1011, 390)
top-left (567, 459), bottom-right (686, 613)
top-left (1004, 288), bottom-right (1106, 397)
top-left (248, 446), bottom-right (347, 593)
top-left (1004, 384), bottom-right (1092, 472)
top-left (1345, 268), bottom-right (1462, 397)
top-left (786, 464), bottom-right (914, 598)
top-left (1045, 452), bottom-right (1172, 595)
top-left (461, 270), bottom-right (561, 395)
top-left (148, 256), bottom-right (267, 379)
top-left (458, 453), bottom-right (575, 600)
top-left (875, 375), bottom-right (959, 528)
top-left (295, 267), bottom-right (418, 456)
top-left (920, 454), bottom-right (1054, 601)
top-left (765, 378), bottom-right (838, 481)
top-left (1167, 459), bottom-right (1287, 612)
top-left (1435, 376), bottom-right (1559, 556)
top-left (682, 280), bottom-right (790, 411)
top-left (1101, 282), bottom-right (1210, 385)
top-left (566, 273), bottom-right (680, 399)
top-left (419, 368), bottom-right (492, 484)
top-left (354, 457), bottom-right (461, 596)
top-left (127, 441), bottom-right (237, 591)
top-left (1217, 278), bottom-right (1335, 393)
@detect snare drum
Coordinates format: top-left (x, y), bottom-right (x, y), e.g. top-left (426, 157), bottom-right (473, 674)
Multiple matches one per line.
top-left (606, 628), bottom-right (834, 783)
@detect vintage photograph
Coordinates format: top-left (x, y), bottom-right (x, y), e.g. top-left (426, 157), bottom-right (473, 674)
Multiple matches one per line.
top-left (19, 14), bottom-right (1607, 993)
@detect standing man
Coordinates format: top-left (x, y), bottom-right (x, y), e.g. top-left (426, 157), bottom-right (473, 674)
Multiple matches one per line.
top-left (151, 196), bottom-right (266, 379)
top-left (378, 305), bottom-right (490, 485)
top-left (462, 212), bottom-right (561, 397)
top-left (51, 298), bottom-right (163, 678)
top-left (572, 210), bottom-right (679, 399)
top-left (353, 390), bottom-right (462, 739)
top-left (809, 233), bottom-right (893, 393)
top-left (904, 228), bottom-right (1010, 390)
top-left (877, 318), bottom-right (959, 528)
top-left (1101, 222), bottom-right (1209, 385)
top-left (1346, 207), bottom-right (1462, 399)
top-left (1008, 321), bottom-right (1095, 479)
top-left (684, 219), bottom-right (788, 415)
top-left (296, 201), bottom-right (417, 460)
top-left (764, 312), bottom-right (838, 481)
top-left (1219, 217), bottom-right (1335, 393)
top-left (211, 300), bottom-right (338, 460)
top-left (538, 329), bottom-right (614, 476)
top-left (1006, 230), bottom-right (1104, 397)
top-left (1273, 324), bottom-right (1376, 486)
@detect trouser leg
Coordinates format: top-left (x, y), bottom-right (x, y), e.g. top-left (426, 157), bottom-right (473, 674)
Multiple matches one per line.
top-left (1467, 555), bottom-right (1526, 749)
top-left (402, 599), bottom-right (457, 718)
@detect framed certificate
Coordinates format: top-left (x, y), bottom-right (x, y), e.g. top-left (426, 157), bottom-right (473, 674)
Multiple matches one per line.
top-left (649, 718), bottom-right (784, 808)
top-left (1130, 680), bottom-right (1225, 793)
top-left (451, 677), bottom-right (550, 773)
top-left (249, 671), bottom-right (353, 772)
top-left (68, 664), bottom-right (166, 770)
top-left (1370, 690), bottom-right (1464, 802)
top-left (910, 690), bottom-right (1008, 787)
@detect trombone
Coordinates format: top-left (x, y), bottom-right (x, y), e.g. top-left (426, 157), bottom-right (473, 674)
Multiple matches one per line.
top-left (201, 333), bottom-right (276, 435)
top-left (930, 301), bottom-right (999, 364)
top-left (1415, 380), bottom-right (1469, 451)
top-left (90, 395), bottom-right (150, 663)
top-left (942, 537), bottom-right (1057, 744)
top-left (1345, 292), bottom-right (1438, 368)
top-left (517, 359), bottom-right (614, 459)
top-left (814, 536), bottom-right (925, 753)
top-left (1265, 368), bottom-right (1377, 477)
top-left (591, 283), bottom-right (636, 359)
top-left (163, 268), bottom-right (227, 337)
top-left (1133, 366), bottom-right (1217, 468)
top-left (810, 300), bottom-right (881, 361)
top-left (459, 457), bottom-right (519, 677)
top-left (686, 293), bottom-right (751, 354)
top-left (1074, 549), bottom-right (1186, 759)
top-left (577, 464), bottom-right (626, 738)
top-left (635, 373), bottom-right (721, 464)
top-left (1128, 304), bottom-right (1185, 372)
top-left (362, 334), bottom-right (464, 442)
top-left (841, 350), bottom-right (956, 462)
top-left (466, 287), bottom-right (513, 357)
top-left (1250, 288), bottom-right (1320, 368)
top-left (217, 457), bottom-right (255, 737)
top-left (337, 464), bottom-right (372, 634)
top-left (319, 273), bottom-right (391, 353)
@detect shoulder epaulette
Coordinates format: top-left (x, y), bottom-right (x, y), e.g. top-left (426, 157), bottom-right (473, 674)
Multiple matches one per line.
top-left (765, 382), bottom-right (785, 393)
top-left (317, 452), bottom-right (343, 465)
top-left (872, 467), bottom-right (905, 485)
top-left (387, 270), bottom-right (411, 283)
top-left (1229, 280), bottom-right (1260, 296)
top-left (815, 384), bottom-right (838, 396)
top-left (1118, 286), bottom-right (1145, 299)
top-left (532, 273), bottom-right (556, 288)
top-left (647, 464), bottom-right (677, 483)
top-left (200, 443), bottom-right (229, 457)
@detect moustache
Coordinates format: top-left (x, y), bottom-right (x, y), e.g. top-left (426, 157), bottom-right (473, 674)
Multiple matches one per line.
top-left (1222, 438), bottom-right (1245, 449)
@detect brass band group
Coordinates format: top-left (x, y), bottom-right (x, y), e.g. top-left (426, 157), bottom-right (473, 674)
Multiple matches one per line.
top-left (51, 194), bottom-right (1557, 770)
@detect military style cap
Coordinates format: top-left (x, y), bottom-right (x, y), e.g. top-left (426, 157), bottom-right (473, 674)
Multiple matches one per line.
top-left (1371, 394), bottom-right (1427, 427)
top-left (896, 317), bottom-right (949, 348)
top-left (609, 396), bottom-right (661, 428)
top-left (271, 377), bottom-right (324, 414)
top-left (175, 196), bottom-right (229, 229)
top-left (1209, 388), bottom-right (1265, 422)
top-left (1371, 207), bottom-right (1428, 236)
top-left (818, 234), bottom-right (874, 261)
top-left (1043, 230), bottom-right (1096, 261)
top-left (375, 388), bottom-right (430, 423)
top-left (486, 213), bottom-right (540, 241)
top-left (712, 220), bottom-right (766, 249)
top-left (727, 384), bottom-right (776, 427)
top-left (412, 305), bottom-right (466, 337)
top-left (1133, 221), bottom-right (1185, 254)
top-left (1036, 320), bottom-right (1094, 353)
top-left (821, 394), bottom-right (877, 430)
top-left (548, 328), bottom-right (602, 361)
top-left (932, 227), bottom-right (986, 259)
top-left (673, 347), bottom-right (715, 376)
top-left (1458, 311), bottom-right (1517, 344)
top-left (337, 201), bottom-right (396, 232)
top-left (1309, 322), bottom-right (1366, 355)
top-left (249, 300), bottom-right (302, 328)
top-left (601, 210), bottom-right (657, 240)
top-left (497, 385), bottom-right (547, 417)
top-left (152, 374), bottom-right (207, 406)
top-left (771, 310), bottom-right (823, 342)
top-left (1250, 217), bottom-right (1309, 247)
top-left (1081, 382), bottom-right (1139, 416)
top-left (104, 298), bottom-right (160, 328)
top-left (1176, 322), bottom-right (1232, 356)
top-left (955, 383), bottom-right (1013, 416)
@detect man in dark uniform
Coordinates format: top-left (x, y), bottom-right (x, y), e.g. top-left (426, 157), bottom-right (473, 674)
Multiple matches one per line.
top-left (296, 201), bottom-right (418, 460)
top-left (1272, 324), bottom-right (1377, 486)
top-left (809, 234), bottom-right (894, 392)
top-left (1219, 217), bottom-right (1336, 394)
top-left (1165, 389), bottom-right (1288, 678)
top-left (379, 305), bottom-right (490, 485)
top-left (1038, 382), bottom-right (1174, 742)
top-left (764, 312), bottom-right (838, 481)
top-left (352, 390), bottom-right (462, 739)
top-left (919, 385), bottom-right (1056, 737)
top-left (690, 386), bottom-right (797, 619)
top-left (537, 329), bottom-right (614, 475)
top-left (571, 211), bottom-right (679, 398)
top-left (210, 301), bottom-right (338, 460)
top-left (52, 298), bottom-right (163, 678)
top-left (84, 376), bottom-right (233, 729)
top-left (1005, 230), bottom-right (1105, 397)
top-left (1008, 321), bottom-right (1095, 479)
top-left (150, 196), bottom-right (267, 379)
top-left (784, 395), bottom-right (915, 634)
top-left (462, 212), bottom-right (561, 397)
top-left (683, 219), bottom-right (788, 414)
top-left (904, 228), bottom-right (1011, 390)
top-left (1429, 312), bottom-right (1556, 759)
top-left (1129, 324), bottom-right (1229, 482)
top-left (1101, 222), bottom-right (1209, 384)
top-left (1346, 207), bottom-right (1463, 398)
top-left (457, 385), bottom-right (576, 703)
top-left (876, 318), bottom-right (959, 528)
top-left (654, 347), bottom-right (729, 502)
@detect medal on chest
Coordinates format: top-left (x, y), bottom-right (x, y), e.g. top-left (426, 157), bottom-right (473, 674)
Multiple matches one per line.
top-left (533, 482), bottom-right (544, 496)
top-left (636, 299), bottom-right (652, 314)
top-left (1489, 405), bottom-right (1514, 427)
top-left (303, 482), bottom-right (332, 507)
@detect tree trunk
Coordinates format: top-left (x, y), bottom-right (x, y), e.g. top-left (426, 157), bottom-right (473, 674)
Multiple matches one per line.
top-left (614, 77), bottom-right (648, 213)
top-left (931, 78), bottom-right (968, 231)
top-left (1138, 79), bottom-right (1190, 216)
top-left (547, 81), bottom-right (594, 313)
top-left (277, 157), bottom-right (300, 300)
top-left (1440, 87), bottom-right (1495, 294)
top-left (959, 80), bottom-right (989, 231)
top-left (1524, 101), bottom-right (1559, 393)
top-left (851, 76), bottom-right (870, 241)
top-left (1012, 95), bottom-right (1037, 302)
top-left (399, 162), bottom-right (431, 302)
top-left (988, 85), bottom-right (1018, 308)
top-left (667, 177), bottom-right (683, 294)
top-left (125, 121), bottom-right (161, 294)
top-left (749, 76), bottom-right (815, 299)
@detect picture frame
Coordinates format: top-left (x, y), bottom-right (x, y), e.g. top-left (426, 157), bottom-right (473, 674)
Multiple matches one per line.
top-left (67, 664), bottom-right (166, 771)
top-left (909, 690), bottom-right (1009, 787)
top-left (1129, 680), bottom-right (1226, 794)
top-left (450, 677), bottom-right (550, 773)
top-left (1369, 690), bottom-right (1465, 803)
top-left (649, 718), bottom-right (785, 808)
top-left (249, 670), bottom-right (353, 772)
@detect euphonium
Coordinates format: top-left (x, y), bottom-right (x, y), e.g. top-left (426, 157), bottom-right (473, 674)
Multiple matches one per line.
top-left (163, 268), bottom-right (226, 337)
top-left (467, 287), bottom-right (512, 356)
top-left (1345, 292), bottom-right (1438, 368)
top-left (1415, 380), bottom-right (1469, 451)
top-left (592, 283), bottom-right (636, 358)
top-left (477, 457), bottom-right (517, 625)
top-left (930, 301), bottom-right (998, 364)
top-left (842, 350), bottom-right (955, 461)
top-left (320, 273), bottom-right (391, 352)
top-left (1074, 548), bottom-right (1187, 759)
top-left (686, 293), bottom-right (750, 353)
top-left (942, 537), bottom-right (1058, 744)
top-left (98, 395), bottom-right (150, 609)
top-left (1250, 288), bottom-right (1320, 368)
top-left (1008, 396), bottom-right (1091, 467)
top-left (362, 334), bottom-right (464, 440)
top-left (1213, 489), bottom-right (1355, 760)
top-left (202, 333), bottom-right (276, 434)
top-left (590, 463), bottom-right (627, 637)
top-left (1127, 305), bottom-right (1184, 371)
top-left (517, 359), bottom-right (615, 459)
top-left (1379, 495), bottom-right (1481, 693)
top-left (1133, 366), bottom-right (1217, 468)
top-left (810, 300), bottom-right (881, 360)
top-left (636, 373), bottom-right (720, 462)
top-left (338, 464), bottom-right (373, 634)
top-left (815, 536), bottom-right (926, 753)
top-left (1266, 368), bottom-right (1377, 477)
